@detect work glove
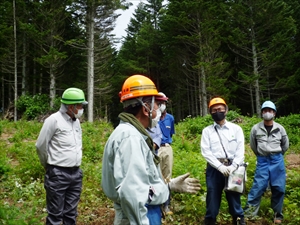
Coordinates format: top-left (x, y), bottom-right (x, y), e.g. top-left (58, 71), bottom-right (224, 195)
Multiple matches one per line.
top-left (218, 165), bottom-right (230, 176)
top-left (168, 173), bottom-right (201, 194)
top-left (228, 165), bottom-right (237, 174)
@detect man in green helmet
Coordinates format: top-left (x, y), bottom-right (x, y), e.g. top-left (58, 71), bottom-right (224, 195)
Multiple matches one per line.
top-left (36, 87), bottom-right (88, 225)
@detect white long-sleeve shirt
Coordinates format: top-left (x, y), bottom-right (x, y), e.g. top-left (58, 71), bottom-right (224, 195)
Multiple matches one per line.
top-left (201, 120), bottom-right (245, 169)
top-left (101, 121), bottom-right (169, 225)
top-left (35, 108), bottom-right (83, 168)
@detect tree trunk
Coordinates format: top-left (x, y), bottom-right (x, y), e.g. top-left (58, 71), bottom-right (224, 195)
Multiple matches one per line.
top-left (39, 70), bottom-right (42, 94)
top-left (22, 33), bottom-right (26, 96)
top-left (250, 85), bottom-right (254, 115)
top-left (49, 65), bottom-right (56, 108)
top-left (198, 69), bottom-right (202, 116)
top-left (1, 74), bottom-right (4, 114)
top-left (13, 0), bottom-right (17, 122)
top-left (252, 40), bottom-right (260, 117)
top-left (187, 78), bottom-right (191, 116)
top-left (87, 2), bottom-right (95, 122)
top-left (194, 78), bottom-right (198, 116)
top-left (201, 66), bottom-right (208, 116)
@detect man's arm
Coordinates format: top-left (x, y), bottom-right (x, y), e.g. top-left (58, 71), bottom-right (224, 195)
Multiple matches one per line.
top-left (232, 125), bottom-right (245, 167)
top-left (249, 125), bottom-right (258, 155)
top-left (280, 126), bottom-right (289, 154)
top-left (35, 116), bottom-right (56, 168)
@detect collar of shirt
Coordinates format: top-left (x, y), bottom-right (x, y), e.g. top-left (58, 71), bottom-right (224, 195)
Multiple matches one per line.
top-left (213, 119), bottom-right (228, 129)
top-left (59, 109), bottom-right (75, 122)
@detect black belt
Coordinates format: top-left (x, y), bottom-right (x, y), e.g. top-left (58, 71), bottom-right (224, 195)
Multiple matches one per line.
top-left (47, 164), bottom-right (80, 171)
top-left (259, 152), bottom-right (281, 157)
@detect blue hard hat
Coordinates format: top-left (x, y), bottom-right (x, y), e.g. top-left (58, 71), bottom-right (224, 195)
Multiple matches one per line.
top-left (261, 101), bottom-right (276, 112)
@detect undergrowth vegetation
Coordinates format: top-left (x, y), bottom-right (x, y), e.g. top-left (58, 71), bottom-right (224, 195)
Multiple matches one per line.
top-left (1, 112), bottom-right (300, 224)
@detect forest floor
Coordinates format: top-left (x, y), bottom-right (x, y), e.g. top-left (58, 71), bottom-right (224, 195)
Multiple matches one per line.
top-left (2, 128), bottom-right (299, 225)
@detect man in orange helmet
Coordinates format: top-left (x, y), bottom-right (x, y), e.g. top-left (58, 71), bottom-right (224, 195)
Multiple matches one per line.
top-left (101, 75), bottom-right (201, 225)
top-left (201, 97), bottom-right (246, 225)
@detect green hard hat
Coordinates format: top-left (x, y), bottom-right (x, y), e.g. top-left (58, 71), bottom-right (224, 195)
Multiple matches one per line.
top-left (61, 88), bottom-right (88, 105)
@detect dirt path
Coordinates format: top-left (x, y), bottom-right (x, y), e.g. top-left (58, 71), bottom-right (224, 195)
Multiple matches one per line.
top-left (285, 153), bottom-right (300, 169)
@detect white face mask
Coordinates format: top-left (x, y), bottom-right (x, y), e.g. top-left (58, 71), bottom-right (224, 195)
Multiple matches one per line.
top-left (159, 104), bottom-right (166, 113)
top-left (150, 109), bottom-right (161, 128)
top-left (262, 112), bottom-right (274, 121)
top-left (75, 108), bottom-right (84, 119)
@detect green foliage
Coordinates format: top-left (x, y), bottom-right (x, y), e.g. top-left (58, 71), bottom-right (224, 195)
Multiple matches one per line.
top-left (276, 114), bottom-right (300, 148)
top-left (82, 121), bottom-right (113, 163)
top-left (0, 205), bottom-right (27, 225)
top-left (16, 94), bottom-right (60, 120)
top-left (0, 154), bottom-right (10, 179)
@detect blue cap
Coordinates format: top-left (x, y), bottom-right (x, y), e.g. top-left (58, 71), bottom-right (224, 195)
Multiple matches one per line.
top-left (261, 101), bottom-right (276, 112)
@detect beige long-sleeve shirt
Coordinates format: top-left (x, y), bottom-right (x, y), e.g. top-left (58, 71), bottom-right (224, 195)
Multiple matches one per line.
top-left (35, 108), bottom-right (83, 168)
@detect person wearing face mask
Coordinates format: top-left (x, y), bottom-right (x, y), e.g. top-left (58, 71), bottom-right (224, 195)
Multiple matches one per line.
top-left (244, 101), bottom-right (289, 224)
top-left (155, 92), bottom-right (175, 215)
top-left (35, 87), bottom-right (88, 225)
top-left (147, 100), bottom-right (162, 154)
top-left (201, 97), bottom-right (246, 225)
top-left (101, 75), bottom-right (201, 225)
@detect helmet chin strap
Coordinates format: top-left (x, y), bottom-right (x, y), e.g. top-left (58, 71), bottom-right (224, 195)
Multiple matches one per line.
top-left (140, 96), bottom-right (155, 127)
top-left (70, 105), bottom-right (77, 121)
top-left (148, 96), bottom-right (154, 127)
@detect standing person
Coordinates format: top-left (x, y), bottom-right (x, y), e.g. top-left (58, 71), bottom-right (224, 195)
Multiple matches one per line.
top-left (201, 97), bottom-right (246, 225)
top-left (101, 75), bottom-right (201, 225)
top-left (244, 101), bottom-right (289, 224)
top-left (36, 87), bottom-right (88, 225)
top-left (156, 92), bottom-right (175, 214)
top-left (147, 101), bottom-right (162, 154)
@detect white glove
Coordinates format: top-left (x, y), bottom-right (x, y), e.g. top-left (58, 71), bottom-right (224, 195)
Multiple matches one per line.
top-left (218, 165), bottom-right (230, 176)
top-left (228, 165), bottom-right (237, 174)
top-left (169, 173), bottom-right (201, 194)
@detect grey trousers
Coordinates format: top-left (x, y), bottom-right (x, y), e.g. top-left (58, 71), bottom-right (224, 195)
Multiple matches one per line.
top-left (44, 165), bottom-right (83, 225)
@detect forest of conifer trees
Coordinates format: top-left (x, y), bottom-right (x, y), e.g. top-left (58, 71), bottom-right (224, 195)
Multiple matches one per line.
top-left (1, 0), bottom-right (300, 122)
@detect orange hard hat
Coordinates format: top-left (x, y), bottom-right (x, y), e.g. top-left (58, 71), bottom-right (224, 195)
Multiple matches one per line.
top-left (120, 75), bottom-right (158, 102)
top-left (209, 97), bottom-right (227, 108)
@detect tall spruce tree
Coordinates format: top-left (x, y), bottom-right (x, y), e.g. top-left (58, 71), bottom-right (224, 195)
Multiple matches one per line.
top-left (117, 0), bottom-right (167, 86)
top-left (274, 0), bottom-right (300, 114)
top-left (31, 0), bottom-right (71, 108)
top-left (69, 0), bottom-right (127, 121)
top-left (225, 0), bottom-right (296, 116)
top-left (161, 0), bottom-right (229, 117)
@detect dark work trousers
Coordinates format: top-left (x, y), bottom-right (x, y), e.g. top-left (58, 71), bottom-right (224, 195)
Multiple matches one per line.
top-left (44, 165), bottom-right (83, 225)
top-left (205, 164), bottom-right (244, 222)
